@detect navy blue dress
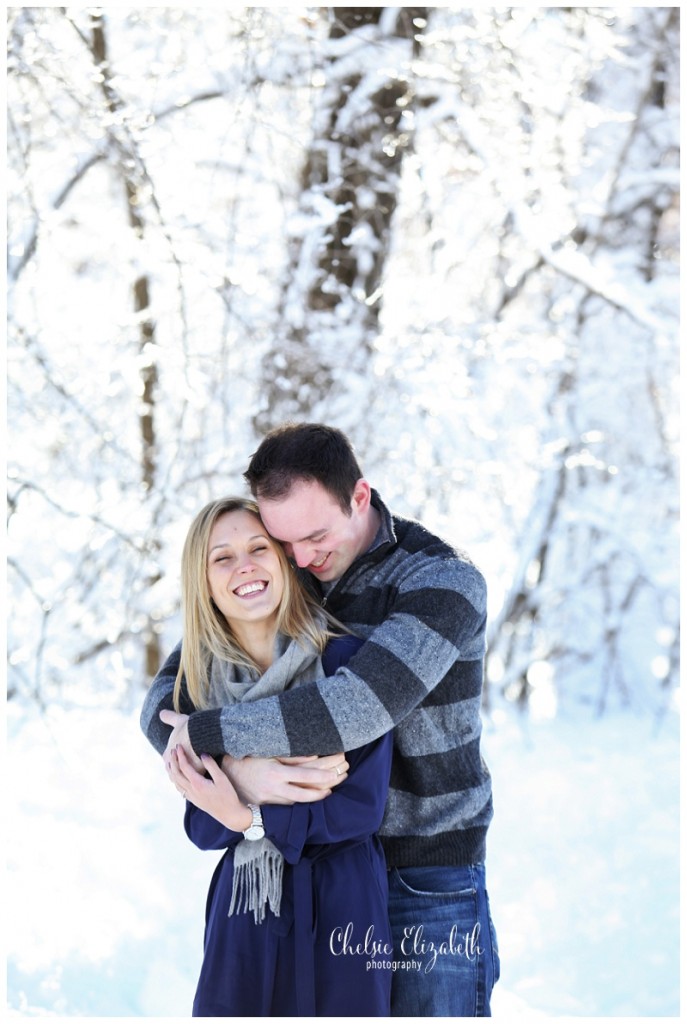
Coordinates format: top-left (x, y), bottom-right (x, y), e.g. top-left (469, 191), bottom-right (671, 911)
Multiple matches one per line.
top-left (186, 636), bottom-right (393, 1017)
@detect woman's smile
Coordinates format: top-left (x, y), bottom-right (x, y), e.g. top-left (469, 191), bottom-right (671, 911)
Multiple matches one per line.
top-left (233, 580), bottom-right (269, 598)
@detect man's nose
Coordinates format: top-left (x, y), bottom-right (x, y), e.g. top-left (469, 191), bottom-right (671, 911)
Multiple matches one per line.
top-left (290, 543), bottom-right (313, 568)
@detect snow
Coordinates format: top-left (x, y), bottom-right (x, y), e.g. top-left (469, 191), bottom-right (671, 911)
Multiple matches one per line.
top-left (5, 698), bottom-right (680, 1018)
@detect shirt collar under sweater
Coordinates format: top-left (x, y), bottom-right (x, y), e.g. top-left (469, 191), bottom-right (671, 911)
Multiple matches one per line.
top-left (368, 489), bottom-right (397, 556)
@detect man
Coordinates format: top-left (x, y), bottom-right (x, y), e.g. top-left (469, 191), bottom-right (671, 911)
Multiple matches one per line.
top-left (141, 423), bottom-right (499, 1016)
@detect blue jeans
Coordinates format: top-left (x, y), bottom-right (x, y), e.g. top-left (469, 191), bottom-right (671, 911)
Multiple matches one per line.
top-left (388, 863), bottom-right (500, 1016)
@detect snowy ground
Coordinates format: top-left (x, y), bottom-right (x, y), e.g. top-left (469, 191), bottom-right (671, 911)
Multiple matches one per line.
top-left (5, 696), bottom-right (681, 1019)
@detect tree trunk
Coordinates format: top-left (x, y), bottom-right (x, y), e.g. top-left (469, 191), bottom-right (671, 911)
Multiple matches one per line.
top-left (91, 13), bottom-right (161, 679)
top-left (255, 7), bottom-right (428, 435)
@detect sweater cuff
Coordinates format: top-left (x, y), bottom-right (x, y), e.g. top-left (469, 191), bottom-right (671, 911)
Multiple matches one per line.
top-left (188, 707), bottom-right (226, 756)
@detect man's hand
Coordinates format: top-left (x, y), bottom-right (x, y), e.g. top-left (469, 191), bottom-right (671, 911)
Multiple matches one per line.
top-left (159, 709), bottom-right (204, 774)
top-left (222, 752), bottom-right (349, 805)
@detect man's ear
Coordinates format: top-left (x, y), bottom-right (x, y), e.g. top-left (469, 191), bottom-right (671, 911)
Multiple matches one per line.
top-left (351, 478), bottom-right (372, 514)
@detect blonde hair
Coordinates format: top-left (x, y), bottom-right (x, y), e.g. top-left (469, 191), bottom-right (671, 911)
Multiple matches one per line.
top-left (174, 496), bottom-right (333, 711)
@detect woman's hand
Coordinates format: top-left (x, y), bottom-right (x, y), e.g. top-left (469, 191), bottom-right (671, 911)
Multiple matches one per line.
top-left (169, 744), bottom-right (252, 833)
top-left (159, 708), bottom-right (204, 773)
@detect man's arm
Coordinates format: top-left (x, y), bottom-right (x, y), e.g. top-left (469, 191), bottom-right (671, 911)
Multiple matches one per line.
top-left (177, 557), bottom-right (487, 760)
top-left (142, 648), bottom-right (351, 805)
top-left (140, 641), bottom-right (182, 754)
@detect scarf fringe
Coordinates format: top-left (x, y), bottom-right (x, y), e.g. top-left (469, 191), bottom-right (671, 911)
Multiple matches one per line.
top-left (228, 837), bottom-right (284, 924)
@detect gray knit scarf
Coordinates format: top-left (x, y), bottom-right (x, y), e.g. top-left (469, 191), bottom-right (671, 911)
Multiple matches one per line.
top-left (208, 632), bottom-right (324, 925)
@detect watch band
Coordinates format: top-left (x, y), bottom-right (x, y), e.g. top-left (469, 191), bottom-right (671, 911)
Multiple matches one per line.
top-left (243, 802), bottom-right (265, 841)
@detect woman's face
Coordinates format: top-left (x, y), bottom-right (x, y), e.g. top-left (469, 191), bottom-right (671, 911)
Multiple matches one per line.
top-left (206, 509), bottom-right (285, 633)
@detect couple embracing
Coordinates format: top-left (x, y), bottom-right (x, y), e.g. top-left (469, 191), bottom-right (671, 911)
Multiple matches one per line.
top-left (141, 422), bottom-right (499, 1017)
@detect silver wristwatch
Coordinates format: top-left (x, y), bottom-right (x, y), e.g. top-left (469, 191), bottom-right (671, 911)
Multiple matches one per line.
top-left (243, 803), bottom-right (265, 841)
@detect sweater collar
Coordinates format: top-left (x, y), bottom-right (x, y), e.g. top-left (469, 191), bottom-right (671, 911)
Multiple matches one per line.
top-left (366, 489), bottom-right (396, 557)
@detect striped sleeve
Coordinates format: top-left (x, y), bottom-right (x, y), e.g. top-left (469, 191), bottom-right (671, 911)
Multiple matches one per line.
top-left (187, 556), bottom-right (486, 758)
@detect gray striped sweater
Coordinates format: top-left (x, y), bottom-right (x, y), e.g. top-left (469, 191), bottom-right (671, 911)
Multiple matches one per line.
top-left (140, 492), bottom-right (493, 868)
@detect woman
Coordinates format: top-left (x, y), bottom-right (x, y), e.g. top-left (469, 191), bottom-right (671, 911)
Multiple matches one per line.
top-left (163, 497), bottom-right (392, 1017)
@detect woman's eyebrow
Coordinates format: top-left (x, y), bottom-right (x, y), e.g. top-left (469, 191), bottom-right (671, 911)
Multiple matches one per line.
top-left (209, 534), bottom-right (267, 553)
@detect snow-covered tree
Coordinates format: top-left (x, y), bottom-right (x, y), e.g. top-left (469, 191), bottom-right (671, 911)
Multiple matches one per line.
top-left (7, 7), bottom-right (275, 701)
top-left (6, 7), bottom-right (679, 717)
top-left (255, 7), bottom-right (428, 436)
top-left (364, 7), bottom-right (680, 714)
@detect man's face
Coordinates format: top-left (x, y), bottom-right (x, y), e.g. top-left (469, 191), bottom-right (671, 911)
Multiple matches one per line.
top-left (257, 478), bottom-right (371, 584)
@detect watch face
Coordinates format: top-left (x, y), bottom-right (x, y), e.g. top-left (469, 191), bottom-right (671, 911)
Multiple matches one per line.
top-left (244, 824), bottom-right (265, 841)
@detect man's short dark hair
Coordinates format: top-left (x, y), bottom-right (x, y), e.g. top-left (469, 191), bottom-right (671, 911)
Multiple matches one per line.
top-left (244, 423), bottom-right (364, 514)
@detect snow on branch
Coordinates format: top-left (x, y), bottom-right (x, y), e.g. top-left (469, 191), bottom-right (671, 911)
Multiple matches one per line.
top-left (537, 241), bottom-right (671, 335)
